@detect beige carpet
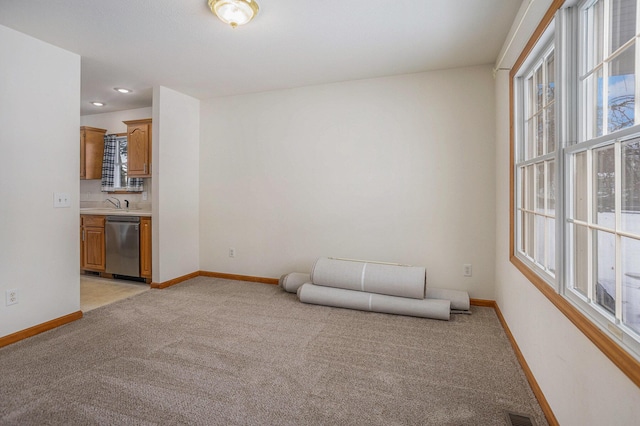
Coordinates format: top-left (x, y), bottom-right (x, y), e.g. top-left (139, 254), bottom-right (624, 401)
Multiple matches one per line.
top-left (80, 275), bottom-right (149, 312)
top-left (1, 277), bottom-right (547, 425)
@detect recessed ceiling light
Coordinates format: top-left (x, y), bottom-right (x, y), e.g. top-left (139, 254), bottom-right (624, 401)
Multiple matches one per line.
top-left (114, 88), bottom-right (132, 94)
top-left (91, 102), bottom-right (105, 107)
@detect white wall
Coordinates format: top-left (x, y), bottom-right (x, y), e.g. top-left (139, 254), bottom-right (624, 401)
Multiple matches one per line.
top-left (494, 2), bottom-right (640, 424)
top-left (0, 25), bottom-right (80, 337)
top-left (153, 86), bottom-right (200, 283)
top-left (199, 67), bottom-right (496, 298)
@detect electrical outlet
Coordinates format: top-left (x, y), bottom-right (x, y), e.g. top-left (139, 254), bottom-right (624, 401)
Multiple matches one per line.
top-left (6, 288), bottom-right (18, 306)
top-left (463, 264), bottom-right (472, 277)
top-left (229, 248), bottom-right (236, 258)
top-left (142, 191), bottom-right (148, 201)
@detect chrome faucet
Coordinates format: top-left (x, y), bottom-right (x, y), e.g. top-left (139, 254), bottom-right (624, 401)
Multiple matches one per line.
top-left (104, 197), bottom-right (121, 209)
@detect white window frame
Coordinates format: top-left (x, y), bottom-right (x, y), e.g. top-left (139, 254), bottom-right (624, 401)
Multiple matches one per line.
top-left (514, 28), bottom-right (559, 290)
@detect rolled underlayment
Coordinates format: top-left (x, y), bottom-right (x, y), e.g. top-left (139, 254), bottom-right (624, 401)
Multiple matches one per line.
top-left (310, 257), bottom-right (426, 299)
top-left (297, 283), bottom-right (450, 321)
top-left (425, 287), bottom-right (470, 311)
top-left (278, 272), bottom-right (310, 293)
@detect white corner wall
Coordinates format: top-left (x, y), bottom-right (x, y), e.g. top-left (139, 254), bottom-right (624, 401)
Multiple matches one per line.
top-left (0, 25), bottom-right (80, 337)
top-left (493, 1), bottom-right (640, 423)
top-left (199, 66), bottom-right (496, 298)
top-left (152, 86), bottom-right (200, 283)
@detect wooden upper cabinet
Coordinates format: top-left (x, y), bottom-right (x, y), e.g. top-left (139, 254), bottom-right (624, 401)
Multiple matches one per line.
top-left (80, 126), bottom-right (107, 180)
top-left (125, 118), bottom-right (152, 178)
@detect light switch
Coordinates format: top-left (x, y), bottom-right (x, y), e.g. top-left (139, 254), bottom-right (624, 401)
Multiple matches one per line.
top-left (53, 192), bottom-right (71, 208)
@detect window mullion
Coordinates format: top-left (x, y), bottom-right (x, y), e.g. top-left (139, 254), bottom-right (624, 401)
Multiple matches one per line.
top-left (587, 148), bottom-right (594, 302)
top-left (614, 140), bottom-right (623, 321)
top-left (545, 160), bottom-right (549, 269)
top-left (603, 0), bottom-right (611, 136)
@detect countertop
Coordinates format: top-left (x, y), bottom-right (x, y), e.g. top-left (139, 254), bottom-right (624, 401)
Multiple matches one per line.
top-left (80, 208), bottom-right (152, 217)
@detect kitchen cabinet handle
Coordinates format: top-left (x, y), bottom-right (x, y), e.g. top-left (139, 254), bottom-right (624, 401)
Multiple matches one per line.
top-left (144, 163), bottom-right (147, 174)
top-left (82, 229), bottom-right (85, 241)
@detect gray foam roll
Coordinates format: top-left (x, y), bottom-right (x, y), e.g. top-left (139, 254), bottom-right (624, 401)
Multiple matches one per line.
top-left (310, 257), bottom-right (426, 299)
top-left (425, 287), bottom-right (470, 311)
top-left (297, 283), bottom-right (450, 320)
top-left (280, 272), bottom-right (311, 293)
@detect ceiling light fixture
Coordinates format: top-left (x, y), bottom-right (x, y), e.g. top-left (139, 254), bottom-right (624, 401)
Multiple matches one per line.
top-left (208, 0), bottom-right (259, 28)
top-left (91, 102), bottom-right (105, 107)
top-left (114, 88), bottom-right (132, 94)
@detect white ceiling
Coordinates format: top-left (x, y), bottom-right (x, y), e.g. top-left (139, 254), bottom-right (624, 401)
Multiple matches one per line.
top-left (0, 0), bottom-right (523, 115)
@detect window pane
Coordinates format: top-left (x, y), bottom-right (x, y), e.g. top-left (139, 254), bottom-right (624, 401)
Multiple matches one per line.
top-left (525, 118), bottom-right (534, 161)
top-left (535, 214), bottom-right (545, 264)
top-left (610, 0), bottom-right (637, 53)
top-left (520, 211), bottom-right (527, 253)
top-left (536, 162), bottom-right (545, 213)
top-left (526, 212), bottom-right (535, 257)
top-left (518, 166), bottom-right (525, 209)
top-left (594, 146), bottom-right (616, 227)
top-left (573, 224), bottom-right (589, 296)
top-left (526, 75), bottom-right (534, 116)
top-left (526, 164), bottom-right (534, 210)
top-left (548, 160), bottom-right (556, 213)
top-left (608, 46), bottom-right (635, 133)
top-left (546, 53), bottom-right (555, 103)
top-left (585, 0), bottom-right (605, 71)
top-left (583, 70), bottom-right (604, 139)
top-left (595, 230), bottom-right (616, 315)
top-left (622, 139), bottom-right (640, 234)
top-left (574, 151), bottom-right (588, 221)
top-left (536, 112), bottom-right (544, 156)
top-left (547, 217), bottom-right (556, 274)
top-left (622, 236), bottom-right (640, 334)
top-left (536, 65), bottom-right (544, 111)
top-left (546, 102), bottom-right (556, 153)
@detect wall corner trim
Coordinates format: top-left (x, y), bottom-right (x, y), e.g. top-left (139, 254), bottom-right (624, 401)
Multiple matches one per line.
top-left (0, 311), bottom-right (83, 349)
top-left (150, 271), bottom-right (200, 289)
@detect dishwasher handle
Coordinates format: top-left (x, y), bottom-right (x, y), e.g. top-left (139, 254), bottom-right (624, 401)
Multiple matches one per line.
top-left (106, 216), bottom-right (140, 223)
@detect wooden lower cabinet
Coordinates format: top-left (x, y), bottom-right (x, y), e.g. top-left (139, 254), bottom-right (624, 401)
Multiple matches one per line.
top-left (140, 217), bottom-right (152, 279)
top-left (81, 214), bottom-right (151, 280)
top-left (81, 215), bottom-right (106, 272)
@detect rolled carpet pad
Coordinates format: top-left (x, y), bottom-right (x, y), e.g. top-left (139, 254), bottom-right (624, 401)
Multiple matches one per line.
top-left (425, 287), bottom-right (470, 311)
top-left (310, 257), bottom-right (426, 299)
top-left (297, 283), bottom-right (450, 320)
top-left (279, 272), bottom-right (311, 293)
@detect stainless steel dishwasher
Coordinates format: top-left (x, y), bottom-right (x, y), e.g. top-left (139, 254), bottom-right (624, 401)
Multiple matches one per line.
top-left (105, 216), bottom-right (140, 278)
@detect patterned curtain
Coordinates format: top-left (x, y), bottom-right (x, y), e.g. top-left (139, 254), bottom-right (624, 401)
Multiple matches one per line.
top-left (101, 134), bottom-right (144, 192)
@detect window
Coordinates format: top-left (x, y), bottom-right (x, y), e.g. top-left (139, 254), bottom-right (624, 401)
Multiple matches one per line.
top-left (516, 46), bottom-right (557, 281)
top-left (511, 0), bottom-right (640, 383)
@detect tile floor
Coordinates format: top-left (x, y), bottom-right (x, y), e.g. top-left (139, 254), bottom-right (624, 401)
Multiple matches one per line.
top-left (80, 275), bottom-right (149, 312)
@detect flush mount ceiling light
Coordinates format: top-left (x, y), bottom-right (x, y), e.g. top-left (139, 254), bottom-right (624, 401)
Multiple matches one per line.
top-left (208, 0), bottom-right (259, 28)
top-left (91, 101), bottom-right (105, 107)
top-left (114, 88), bottom-right (132, 94)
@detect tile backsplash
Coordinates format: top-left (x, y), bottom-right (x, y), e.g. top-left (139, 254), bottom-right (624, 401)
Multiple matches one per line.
top-left (80, 179), bottom-right (152, 210)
